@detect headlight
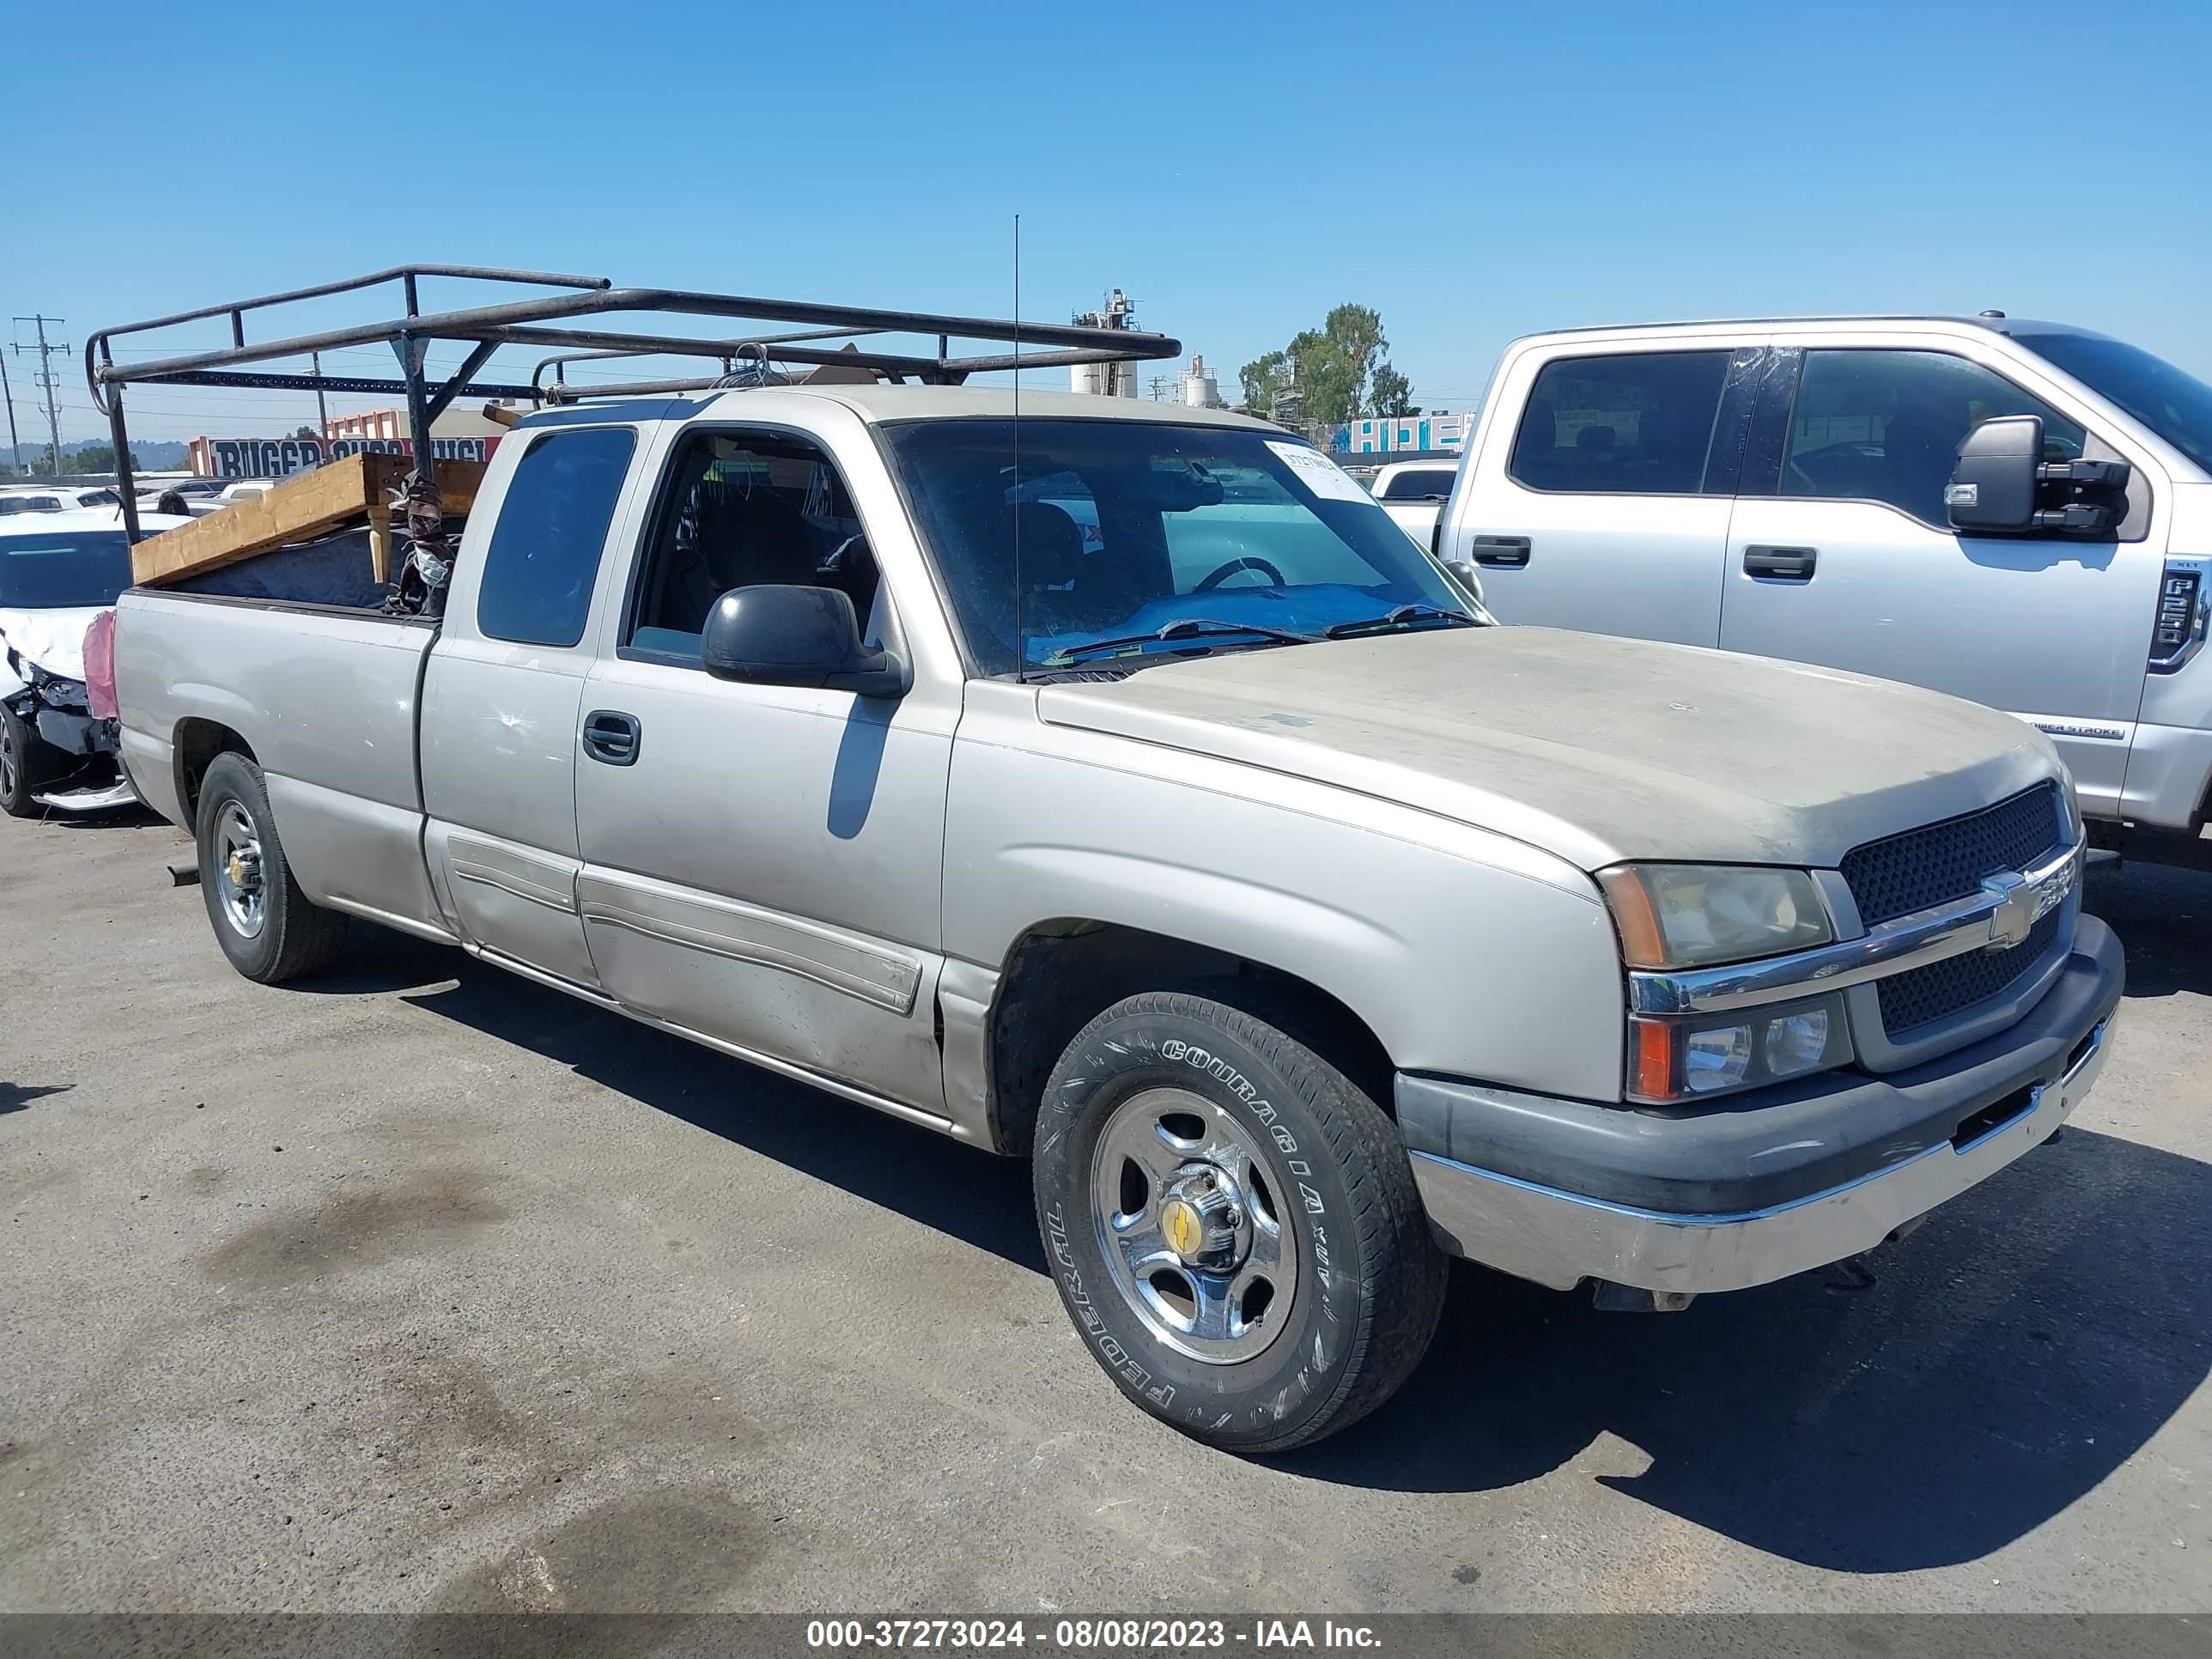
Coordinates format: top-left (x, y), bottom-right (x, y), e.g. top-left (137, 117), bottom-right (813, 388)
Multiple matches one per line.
top-left (1627, 993), bottom-right (1853, 1104)
top-left (1596, 863), bottom-right (1834, 971)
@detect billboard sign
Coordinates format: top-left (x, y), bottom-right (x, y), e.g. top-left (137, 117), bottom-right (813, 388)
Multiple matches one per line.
top-left (1327, 414), bottom-right (1473, 455)
top-left (190, 434), bottom-right (501, 479)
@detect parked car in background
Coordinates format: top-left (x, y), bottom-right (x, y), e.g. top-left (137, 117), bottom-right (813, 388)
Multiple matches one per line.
top-left (1436, 316), bottom-right (2212, 864)
top-left (2, 507), bottom-right (188, 815)
top-left (0, 483), bottom-right (123, 516)
top-left (115, 382), bottom-right (2120, 1451)
top-left (1367, 457), bottom-right (1460, 545)
top-left (136, 478), bottom-right (225, 518)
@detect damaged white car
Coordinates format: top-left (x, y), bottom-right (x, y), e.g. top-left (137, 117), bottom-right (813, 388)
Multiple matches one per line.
top-left (1, 508), bottom-right (185, 816)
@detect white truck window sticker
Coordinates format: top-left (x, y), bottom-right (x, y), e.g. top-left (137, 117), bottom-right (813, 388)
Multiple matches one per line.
top-left (1266, 441), bottom-right (1370, 504)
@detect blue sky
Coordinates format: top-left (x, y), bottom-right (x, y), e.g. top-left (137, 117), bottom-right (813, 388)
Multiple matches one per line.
top-left (7, 0), bottom-right (2209, 445)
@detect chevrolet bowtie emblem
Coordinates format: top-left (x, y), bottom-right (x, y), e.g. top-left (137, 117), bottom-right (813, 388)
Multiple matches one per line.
top-left (1982, 855), bottom-right (2074, 951)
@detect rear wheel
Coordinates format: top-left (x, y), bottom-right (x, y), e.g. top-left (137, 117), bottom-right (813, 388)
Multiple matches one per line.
top-left (1, 706), bottom-right (51, 817)
top-left (194, 751), bottom-right (347, 983)
top-left (1032, 988), bottom-right (1446, 1454)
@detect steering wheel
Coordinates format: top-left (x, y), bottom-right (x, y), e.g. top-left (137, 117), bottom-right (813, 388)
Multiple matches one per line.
top-left (1194, 556), bottom-right (1285, 592)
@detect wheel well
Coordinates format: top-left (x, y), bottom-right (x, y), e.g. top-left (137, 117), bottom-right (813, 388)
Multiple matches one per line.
top-left (174, 720), bottom-right (256, 826)
top-left (985, 921), bottom-right (1395, 1157)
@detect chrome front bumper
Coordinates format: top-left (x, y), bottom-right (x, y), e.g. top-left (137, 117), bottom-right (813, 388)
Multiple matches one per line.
top-left (1403, 918), bottom-right (2124, 1296)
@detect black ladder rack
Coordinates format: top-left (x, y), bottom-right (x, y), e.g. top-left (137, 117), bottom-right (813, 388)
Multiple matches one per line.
top-left (86, 263), bottom-right (1182, 539)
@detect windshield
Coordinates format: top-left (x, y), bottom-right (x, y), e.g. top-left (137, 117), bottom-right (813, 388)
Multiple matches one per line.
top-left (0, 529), bottom-right (136, 609)
top-left (884, 419), bottom-right (1478, 676)
top-left (2016, 331), bottom-right (2212, 476)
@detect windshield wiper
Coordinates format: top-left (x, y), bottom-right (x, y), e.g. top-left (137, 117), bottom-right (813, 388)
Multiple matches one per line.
top-left (1322, 604), bottom-right (1481, 641)
top-left (1044, 617), bottom-right (1319, 665)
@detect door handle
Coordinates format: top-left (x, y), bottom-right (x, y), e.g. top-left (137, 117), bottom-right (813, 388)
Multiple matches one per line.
top-left (581, 709), bottom-right (641, 766)
top-left (1469, 535), bottom-right (1533, 567)
top-left (1744, 544), bottom-right (1818, 580)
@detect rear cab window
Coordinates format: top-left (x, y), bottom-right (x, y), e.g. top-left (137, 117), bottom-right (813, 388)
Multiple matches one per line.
top-left (476, 426), bottom-right (637, 647)
top-left (1509, 351), bottom-right (1730, 495)
top-left (1380, 467), bottom-right (1456, 501)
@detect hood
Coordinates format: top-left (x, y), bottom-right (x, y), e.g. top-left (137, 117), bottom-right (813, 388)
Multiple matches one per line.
top-left (1035, 627), bottom-right (2060, 872)
top-left (0, 605), bottom-right (106, 690)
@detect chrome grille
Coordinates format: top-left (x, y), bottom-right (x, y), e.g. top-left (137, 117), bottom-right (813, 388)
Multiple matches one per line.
top-left (1875, 909), bottom-right (2063, 1037)
top-left (1841, 782), bottom-right (2064, 928)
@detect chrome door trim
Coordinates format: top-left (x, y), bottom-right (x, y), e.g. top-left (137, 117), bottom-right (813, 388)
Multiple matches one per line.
top-left (576, 871), bottom-right (922, 1016)
top-left (447, 835), bottom-right (580, 914)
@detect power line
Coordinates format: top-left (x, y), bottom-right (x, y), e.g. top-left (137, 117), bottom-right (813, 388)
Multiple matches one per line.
top-left (12, 314), bottom-right (69, 477)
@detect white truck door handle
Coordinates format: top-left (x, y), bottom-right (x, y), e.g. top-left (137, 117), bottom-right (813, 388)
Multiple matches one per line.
top-left (582, 709), bottom-right (641, 766)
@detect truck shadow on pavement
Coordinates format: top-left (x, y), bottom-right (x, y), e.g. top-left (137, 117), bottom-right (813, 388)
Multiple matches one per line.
top-left (1285, 1121), bottom-right (2212, 1571)
top-left (2084, 862), bottom-right (2212, 998)
top-left (376, 934), bottom-right (1045, 1275)
top-left (362, 867), bottom-right (2209, 1578)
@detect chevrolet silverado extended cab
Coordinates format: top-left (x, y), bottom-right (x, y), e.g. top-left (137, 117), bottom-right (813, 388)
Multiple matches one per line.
top-left (1434, 315), bottom-right (2212, 863)
top-left (102, 280), bottom-right (2123, 1451)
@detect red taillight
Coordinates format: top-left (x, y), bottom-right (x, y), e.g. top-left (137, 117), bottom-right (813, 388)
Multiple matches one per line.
top-left (83, 610), bottom-right (118, 720)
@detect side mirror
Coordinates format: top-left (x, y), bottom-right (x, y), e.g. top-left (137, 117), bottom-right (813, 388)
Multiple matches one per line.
top-left (1443, 558), bottom-right (1487, 602)
top-left (701, 584), bottom-right (909, 698)
top-left (1946, 416), bottom-right (2041, 532)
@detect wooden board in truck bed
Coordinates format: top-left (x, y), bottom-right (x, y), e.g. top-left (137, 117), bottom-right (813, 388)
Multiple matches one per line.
top-left (131, 453), bottom-right (488, 587)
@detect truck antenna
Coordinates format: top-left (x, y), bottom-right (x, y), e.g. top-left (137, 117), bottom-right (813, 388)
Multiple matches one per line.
top-left (1012, 211), bottom-right (1024, 684)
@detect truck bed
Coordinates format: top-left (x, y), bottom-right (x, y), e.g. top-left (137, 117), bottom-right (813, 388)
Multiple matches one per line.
top-left (113, 587), bottom-right (451, 939)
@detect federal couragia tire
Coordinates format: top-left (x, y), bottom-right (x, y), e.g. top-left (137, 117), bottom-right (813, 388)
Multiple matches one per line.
top-left (194, 751), bottom-right (348, 984)
top-left (1032, 987), bottom-right (1447, 1454)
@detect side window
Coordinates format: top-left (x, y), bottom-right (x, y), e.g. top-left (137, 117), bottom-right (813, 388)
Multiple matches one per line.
top-left (1509, 351), bottom-right (1729, 495)
top-left (627, 429), bottom-right (881, 663)
top-left (477, 427), bottom-right (635, 647)
top-left (1782, 349), bottom-right (2087, 526)
top-left (1381, 467), bottom-right (1455, 501)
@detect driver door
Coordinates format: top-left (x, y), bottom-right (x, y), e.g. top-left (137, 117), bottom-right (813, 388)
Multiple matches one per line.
top-left (570, 422), bottom-right (957, 1115)
top-left (1719, 343), bottom-right (2161, 815)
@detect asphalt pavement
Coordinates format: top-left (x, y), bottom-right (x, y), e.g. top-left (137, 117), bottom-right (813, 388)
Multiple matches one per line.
top-left (3, 809), bottom-right (2207, 1613)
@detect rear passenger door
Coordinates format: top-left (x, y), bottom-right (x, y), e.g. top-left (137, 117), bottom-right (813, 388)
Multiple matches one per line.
top-left (420, 422), bottom-right (641, 988)
top-left (1453, 343), bottom-right (1764, 646)
top-left (1719, 342), bottom-right (2162, 817)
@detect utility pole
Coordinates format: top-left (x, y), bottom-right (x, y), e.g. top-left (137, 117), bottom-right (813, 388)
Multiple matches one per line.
top-left (12, 314), bottom-right (69, 477)
top-left (311, 349), bottom-right (331, 436)
top-left (0, 349), bottom-right (21, 477)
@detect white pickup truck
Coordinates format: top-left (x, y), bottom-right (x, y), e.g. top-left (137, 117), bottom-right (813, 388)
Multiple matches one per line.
top-left (1435, 314), bottom-right (2212, 864)
top-left (103, 278), bottom-right (2124, 1452)
top-left (1366, 458), bottom-right (1461, 546)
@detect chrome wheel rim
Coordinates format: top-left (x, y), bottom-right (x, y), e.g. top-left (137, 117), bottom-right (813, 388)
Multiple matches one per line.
top-left (1090, 1085), bottom-right (1297, 1364)
top-left (213, 800), bottom-right (267, 939)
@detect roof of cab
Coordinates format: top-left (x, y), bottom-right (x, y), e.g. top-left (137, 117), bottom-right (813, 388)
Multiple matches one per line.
top-left (520, 384), bottom-right (1279, 433)
top-left (1516, 314), bottom-right (2099, 345)
top-left (800, 385), bottom-right (1271, 428)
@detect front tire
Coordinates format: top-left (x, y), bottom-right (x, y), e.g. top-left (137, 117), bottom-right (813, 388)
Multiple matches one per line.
top-left (195, 751), bottom-right (347, 983)
top-left (1, 706), bottom-right (51, 817)
top-left (1032, 989), bottom-right (1446, 1454)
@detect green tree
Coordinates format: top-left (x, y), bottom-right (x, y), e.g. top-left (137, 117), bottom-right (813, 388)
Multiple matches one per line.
top-left (1238, 349), bottom-right (1289, 416)
top-left (65, 445), bottom-right (140, 474)
top-left (1238, 304), bottom-right (1415, 427)
top-left (1370, 363), bottom-right (1420, 419)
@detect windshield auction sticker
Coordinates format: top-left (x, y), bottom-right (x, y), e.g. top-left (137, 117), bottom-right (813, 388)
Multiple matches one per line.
top-left (1265, 441), bottom-right (1372, 503)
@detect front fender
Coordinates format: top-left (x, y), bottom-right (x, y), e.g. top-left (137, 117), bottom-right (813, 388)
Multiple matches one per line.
top-left (945, 702), bottom-right (1626, 1103)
